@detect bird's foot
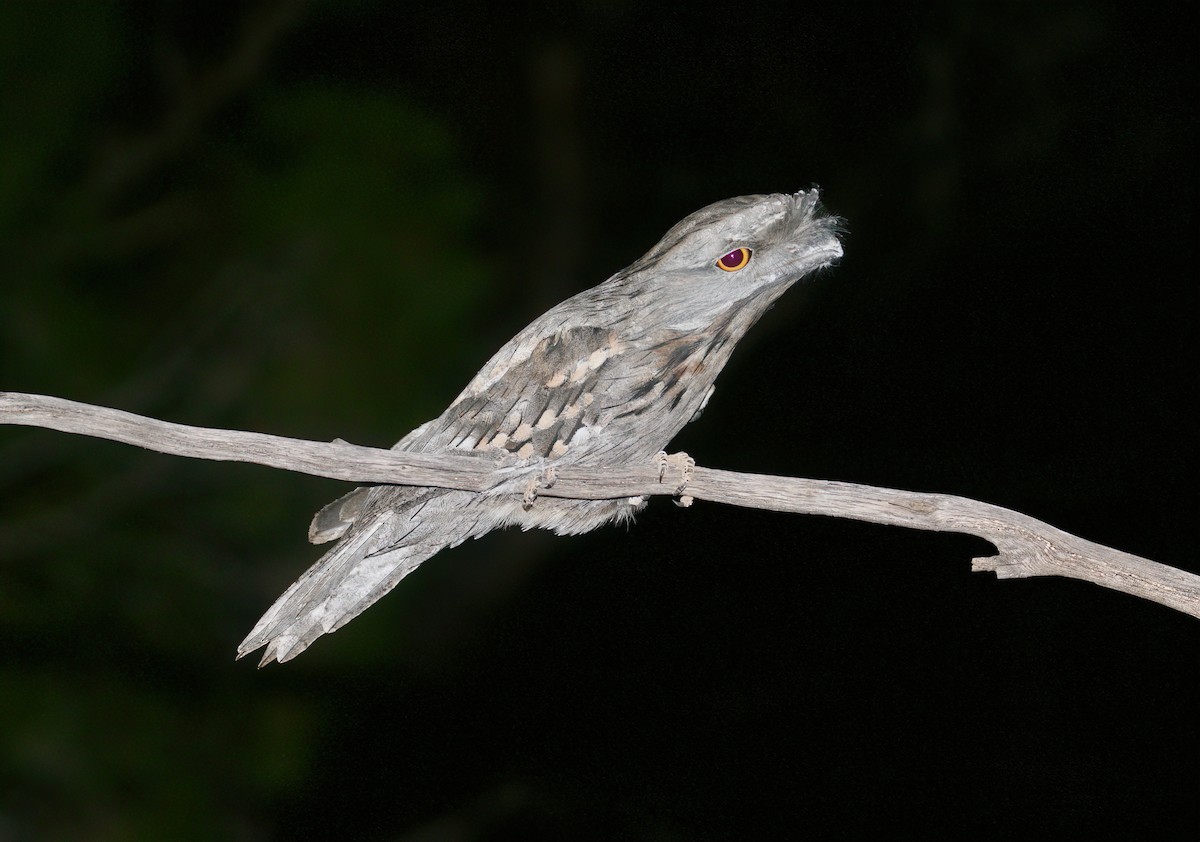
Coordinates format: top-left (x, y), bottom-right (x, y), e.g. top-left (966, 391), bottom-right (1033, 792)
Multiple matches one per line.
top-left (655, 450), bottom-right (695, 507)
top-left (522, 465), bottom-right (558, 510)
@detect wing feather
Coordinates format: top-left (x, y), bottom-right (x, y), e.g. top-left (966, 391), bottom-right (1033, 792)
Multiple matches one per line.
top-left (404, 326), bottom-right (627, 463)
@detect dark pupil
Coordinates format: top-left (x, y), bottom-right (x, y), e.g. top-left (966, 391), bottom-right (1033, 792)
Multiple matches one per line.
top-left (720, 250), bottom-right (742, 268)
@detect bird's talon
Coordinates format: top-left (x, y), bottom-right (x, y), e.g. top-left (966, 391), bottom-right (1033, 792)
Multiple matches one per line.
top-left (655, 451), bottom-right (695, 497)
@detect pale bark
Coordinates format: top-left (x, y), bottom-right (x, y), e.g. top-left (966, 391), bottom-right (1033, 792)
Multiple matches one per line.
top-left (3, 391), bottom-right (1197, 619)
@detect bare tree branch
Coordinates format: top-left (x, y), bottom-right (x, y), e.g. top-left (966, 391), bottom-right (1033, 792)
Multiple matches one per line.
top-left (3, 391), bottom-right (1197, 619)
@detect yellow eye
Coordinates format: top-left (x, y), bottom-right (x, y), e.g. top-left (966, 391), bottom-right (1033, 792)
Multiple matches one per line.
top-left (716, 247), bottom-right (751, 272)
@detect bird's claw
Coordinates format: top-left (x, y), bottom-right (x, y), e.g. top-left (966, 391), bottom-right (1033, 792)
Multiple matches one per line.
top-left (655, 450), bottom-right (695, 506)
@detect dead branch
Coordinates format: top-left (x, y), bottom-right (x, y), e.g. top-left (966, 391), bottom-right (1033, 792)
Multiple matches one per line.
top-left (3, 390), bottom-right (1197, 619)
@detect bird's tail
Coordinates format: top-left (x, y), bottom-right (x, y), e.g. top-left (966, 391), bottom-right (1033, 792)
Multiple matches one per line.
top-left (237, 488), bottom-right (452, 666)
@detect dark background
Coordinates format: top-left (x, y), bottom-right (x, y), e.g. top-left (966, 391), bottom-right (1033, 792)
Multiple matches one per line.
top-left (1, 2), bottom-right (1195, 839)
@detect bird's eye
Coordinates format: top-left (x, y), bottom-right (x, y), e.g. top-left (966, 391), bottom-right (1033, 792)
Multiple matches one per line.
top-left (716, 247), bottom-right (751, 272)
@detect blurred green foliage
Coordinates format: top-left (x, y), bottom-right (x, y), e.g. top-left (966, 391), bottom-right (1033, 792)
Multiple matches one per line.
top-left (1, 3), bottom-right (493, 838)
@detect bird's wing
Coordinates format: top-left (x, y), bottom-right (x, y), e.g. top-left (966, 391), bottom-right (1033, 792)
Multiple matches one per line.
top-left (307, 323), bottom-right (630, 545)
top-left (246, 324), bottom-right (663, 665)
top-left (407, 321), bottom-right (710, 462)
top-left (407, 324), bottom-right (631, 460)
top-left (309, 314), bottom-right (712, 546)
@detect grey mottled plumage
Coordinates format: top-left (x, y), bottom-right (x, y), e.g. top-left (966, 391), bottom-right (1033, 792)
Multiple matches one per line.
top-left (238, 189), bottom-right (842, 665)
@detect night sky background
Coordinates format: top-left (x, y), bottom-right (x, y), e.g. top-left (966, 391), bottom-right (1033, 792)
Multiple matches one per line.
top-left (1, 2), bottom-right (1195, 839)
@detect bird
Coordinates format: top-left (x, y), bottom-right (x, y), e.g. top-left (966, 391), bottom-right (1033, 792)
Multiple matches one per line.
top-left (238, 189), bottom-right (842, 665)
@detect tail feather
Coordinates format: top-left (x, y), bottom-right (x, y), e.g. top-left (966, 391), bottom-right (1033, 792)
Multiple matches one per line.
top-left (239, 510), bottom-right (445, 666)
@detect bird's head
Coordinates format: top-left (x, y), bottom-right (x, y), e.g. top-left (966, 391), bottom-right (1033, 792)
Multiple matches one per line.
top-left (620, 189), bottom-right (843, 332)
